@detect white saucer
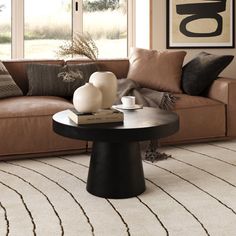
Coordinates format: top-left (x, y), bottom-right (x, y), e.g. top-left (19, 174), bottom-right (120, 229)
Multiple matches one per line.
top-left (112, 104), bottom-right (143, 110)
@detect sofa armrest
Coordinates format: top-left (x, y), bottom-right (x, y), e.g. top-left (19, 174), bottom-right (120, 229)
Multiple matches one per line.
top-left (207, 77), bottom-right (236, 137)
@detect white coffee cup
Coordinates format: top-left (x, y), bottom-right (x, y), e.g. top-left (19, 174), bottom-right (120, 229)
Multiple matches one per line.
top-left (121, 96), bottom-right (135, 108)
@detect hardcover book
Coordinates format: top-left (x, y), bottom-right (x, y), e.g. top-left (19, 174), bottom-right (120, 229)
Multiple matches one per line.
top-left (67, 108), bottom-right (124, 124)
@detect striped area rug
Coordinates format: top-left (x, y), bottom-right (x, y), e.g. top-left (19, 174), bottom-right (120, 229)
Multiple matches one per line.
top-left (0, 140), bottom-right (236, 236)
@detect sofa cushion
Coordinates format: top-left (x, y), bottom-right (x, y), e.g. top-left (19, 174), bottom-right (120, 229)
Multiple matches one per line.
top-left (161, 94), bottom-right (226, 144)
top-left (0, 61), bottom-right (23, 98)
top-left (181, 52), bottom-right (234, 96)
top-left (127, 48), bottom-right (186, 93)
top-left (0, 96), bottom-right (86, 157)
top-left (27, 63), bottom-right (98, 97)
top-left (0, 96), bottom-right (74, 118)
top-left (173, 93), bottom-right (223, 109)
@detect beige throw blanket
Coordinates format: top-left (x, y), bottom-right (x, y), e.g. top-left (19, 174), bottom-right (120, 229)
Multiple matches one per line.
top-left (115, 78), bottom-right (177, 162)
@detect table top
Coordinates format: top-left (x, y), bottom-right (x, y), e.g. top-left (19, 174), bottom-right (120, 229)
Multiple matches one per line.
top-left (53, 107), bottom-right (179, 142)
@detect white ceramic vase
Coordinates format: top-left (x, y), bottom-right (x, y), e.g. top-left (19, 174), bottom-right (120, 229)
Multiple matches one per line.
top-left (73, 83), bottom-right (102, 113)
top-left (89, 71), bottom-right (117, 109)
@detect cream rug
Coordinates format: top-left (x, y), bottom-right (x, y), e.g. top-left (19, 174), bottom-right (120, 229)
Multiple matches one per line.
top-left (0, 140), bottom-right (236, 236)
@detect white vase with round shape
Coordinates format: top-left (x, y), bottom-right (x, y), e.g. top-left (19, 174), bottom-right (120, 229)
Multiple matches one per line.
top-left (89, 71), bottom-right (117, 109)
top-left (73, 82), bottom-right (102, 113)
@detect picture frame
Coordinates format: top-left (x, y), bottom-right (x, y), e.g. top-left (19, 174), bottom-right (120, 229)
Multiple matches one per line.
top-left (166, 0), bottom-right (235, 48)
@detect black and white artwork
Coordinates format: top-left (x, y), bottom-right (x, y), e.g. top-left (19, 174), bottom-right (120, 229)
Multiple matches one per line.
top-left (167, 0), bottom-right (235, 48)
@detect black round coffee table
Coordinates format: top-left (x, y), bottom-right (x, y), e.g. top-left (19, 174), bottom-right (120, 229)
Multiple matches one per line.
top-left (53, 107), bottom-right (179, 199)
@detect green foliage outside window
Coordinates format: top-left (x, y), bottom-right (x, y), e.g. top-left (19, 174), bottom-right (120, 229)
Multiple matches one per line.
top-left (83, 0), bottom-right (120, 12)
top-left (0, 4), bottom-right (5, 12)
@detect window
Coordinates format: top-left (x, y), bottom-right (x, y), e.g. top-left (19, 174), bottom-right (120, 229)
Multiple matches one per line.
top-left (83, 0), bottom-right (128, 58)
top-left (0, 0), bottom-right (11, 59)
top-left (1, 0), bottom-right (134, 60)
top-left (24, 0), bottom-right (72, 58)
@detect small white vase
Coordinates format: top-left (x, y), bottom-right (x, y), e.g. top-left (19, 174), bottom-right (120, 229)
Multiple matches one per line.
top-left (89, 71), bottom-right (117, 109)
top-left (73, 83), bottom-right (102, 113)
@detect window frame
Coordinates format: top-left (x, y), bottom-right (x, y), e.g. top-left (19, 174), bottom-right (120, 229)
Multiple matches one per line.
top-left (9, 0), bottom-right (135, 59)
top-left (11, 0), bottom-right (24, 58)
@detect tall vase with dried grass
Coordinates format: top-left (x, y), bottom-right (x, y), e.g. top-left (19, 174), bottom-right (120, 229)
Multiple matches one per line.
top-left (57, 33), bottom-right (101, 112)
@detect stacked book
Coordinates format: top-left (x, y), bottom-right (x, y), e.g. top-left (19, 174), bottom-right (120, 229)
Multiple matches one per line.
top-left (67, 108), bottom-right (124, 125)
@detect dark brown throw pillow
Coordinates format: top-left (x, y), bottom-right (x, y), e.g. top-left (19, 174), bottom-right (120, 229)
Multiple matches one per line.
top-left (181, 52), bottom-right (234, 96)
top-left (27, 63), bottom-right (98, 96)
top-left (0, 61), bottom-right (23, 98)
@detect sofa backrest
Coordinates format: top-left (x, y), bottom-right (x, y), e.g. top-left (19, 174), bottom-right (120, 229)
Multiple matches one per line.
top-left (66, 59), bottom-right (129, 80)
top-left (3, 60), bottom-right (64, 95)
top-left (3, 59), bottom-right (129, 95)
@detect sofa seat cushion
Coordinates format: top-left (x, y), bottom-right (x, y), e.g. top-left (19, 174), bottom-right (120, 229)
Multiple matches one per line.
top-left (0, 96), bottom-right (86, 157)
top-left (173, 93), bottom-right (223, 109)
top-left (161, 94), bottom-right (226, 144)
top-left (0, 96), bottom-right (74, 118)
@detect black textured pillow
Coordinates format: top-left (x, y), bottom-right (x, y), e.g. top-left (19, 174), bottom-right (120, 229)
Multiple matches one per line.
top-left (181, 52), bottom-right (234, 96)
top-left (27, 63), bottom-right (98, 96)
top-left (0, 61), bottom-right (23, 98)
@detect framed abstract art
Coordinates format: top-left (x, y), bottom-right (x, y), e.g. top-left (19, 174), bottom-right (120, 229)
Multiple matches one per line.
top-left (167, 0), bottom-right (235, 48)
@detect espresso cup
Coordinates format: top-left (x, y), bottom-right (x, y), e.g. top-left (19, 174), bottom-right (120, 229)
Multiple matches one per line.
top-left (121, 96), bottom-right (135, 108)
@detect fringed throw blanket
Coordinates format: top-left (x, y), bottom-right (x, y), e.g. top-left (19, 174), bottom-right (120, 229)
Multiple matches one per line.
top-left (115, 79), bottom-right (177, 162)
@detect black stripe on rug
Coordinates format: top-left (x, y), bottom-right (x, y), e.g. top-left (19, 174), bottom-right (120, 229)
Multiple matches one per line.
top-left (145, 178), bottom-right (209, 236)
top-left (176, 146), bottom-right (236, 167)
top-left (0, 179), bottom-right (36, 235)
top-left (0, 166), bottom-right (64, 236)
top-left (6, 161), bottom-right (95, 236)
top-left (144, 160), bottom-right (236, 216)
top-left (34, 158), bottom-right (131, 236)
top-left (0, 201), bottom-right (9, 236)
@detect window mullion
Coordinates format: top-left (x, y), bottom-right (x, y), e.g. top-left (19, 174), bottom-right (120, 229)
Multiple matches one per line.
top-left (128, 0), bottom-right (136, 55)
top-left (11, 0), bottom-right (24, 59)
top-left (72, 0), bottom-right (83, 38)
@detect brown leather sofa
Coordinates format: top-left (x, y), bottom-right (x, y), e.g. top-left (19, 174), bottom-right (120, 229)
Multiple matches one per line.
top-left (1, 59), bottom-right (235, 159)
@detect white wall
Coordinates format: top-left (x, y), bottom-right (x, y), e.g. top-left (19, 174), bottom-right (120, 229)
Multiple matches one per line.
top-left (151, 0), bottom-right (236, 78)
top-left (135, 0), bottom-right (150, 49)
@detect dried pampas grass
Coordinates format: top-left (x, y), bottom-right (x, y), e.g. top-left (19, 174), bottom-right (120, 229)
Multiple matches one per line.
top-left (57, 32), bottom-right (98, 61)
